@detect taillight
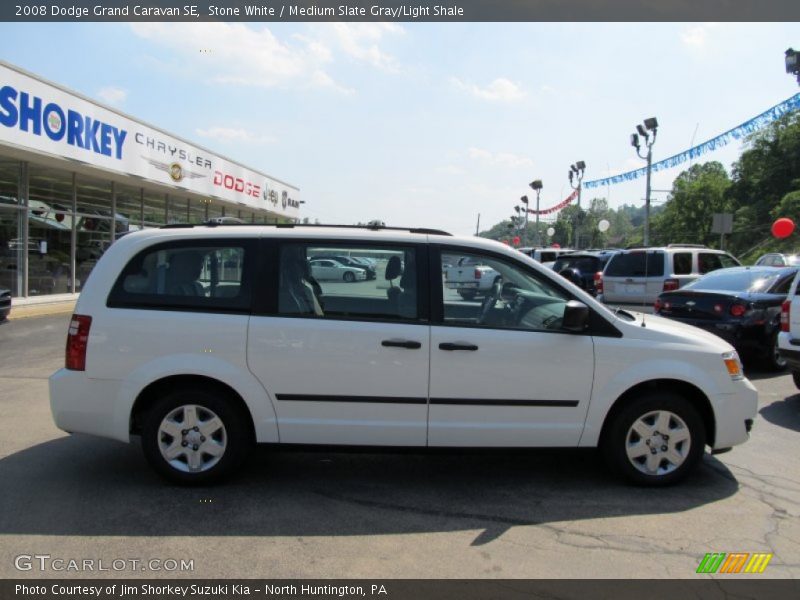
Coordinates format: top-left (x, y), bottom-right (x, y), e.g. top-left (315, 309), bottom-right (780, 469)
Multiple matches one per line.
top-left (654, 298), bottom-right (662, 313)
top-left (594, 272), bottom-right (603, 294)
top-left (662, 278), bottom-right (679, 292)
top-left (781, 300), bottom-right (791, 332)
top-left (729, 304), bottom-right (747, 318)
top-left (66, 314), bottom-right (92, 371)
top-left (474, 268), bottom-right (481, 280)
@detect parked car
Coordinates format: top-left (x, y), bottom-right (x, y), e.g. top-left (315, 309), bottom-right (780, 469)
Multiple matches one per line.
top-left (311, 254), bottom-right (376, 280)
top-left (553, 250), bottom-right (620, 296)
top-left (308, 258), bottom-right (366, 282)
top-left (0, 287), bottom-right (10, 320)
top-left (754, 253), bottom-right (800, 267)
top-left (443, 256), bottom-right (500, 300)
top-left (49, 223), bottom-right (757, 486)
top-left (519, 247), bottom-right (575, 263)
top-left (600, 245), bottom-right (740, 305)
top-left (778, 270), bottom-right (800, 389)
top-left (655, 266), bottom-right (796, 370)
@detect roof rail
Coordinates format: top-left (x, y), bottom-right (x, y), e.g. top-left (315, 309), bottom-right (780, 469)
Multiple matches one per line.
top-left (159, 222), bottom-right (452, 236)
top-left (666, 243), bottom-right (707, 248)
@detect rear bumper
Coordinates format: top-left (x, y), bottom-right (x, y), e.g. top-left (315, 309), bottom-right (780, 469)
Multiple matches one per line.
top-left (778, 346), bottom-right (800, 372)
top-left (658, 318), bottom-right (770, 354)
top-left (49, 369), bottom-right (130, 442)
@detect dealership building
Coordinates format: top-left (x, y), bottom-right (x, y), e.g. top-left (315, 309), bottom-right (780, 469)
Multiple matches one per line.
top-left (0, 61), bottom-right (301, 298)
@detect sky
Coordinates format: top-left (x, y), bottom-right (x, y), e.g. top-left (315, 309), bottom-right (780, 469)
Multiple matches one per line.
top-left (0, 21), bottom-right (798, 236)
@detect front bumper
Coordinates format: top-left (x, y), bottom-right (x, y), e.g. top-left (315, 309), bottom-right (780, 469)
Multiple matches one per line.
top-left (710, 378), bottom-right (759, 449)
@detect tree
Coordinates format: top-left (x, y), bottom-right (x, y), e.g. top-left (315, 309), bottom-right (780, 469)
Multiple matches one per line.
top-left (727, 111), bottom-right (800, 256)
top-left (651, 162), bottom-right (732, 248)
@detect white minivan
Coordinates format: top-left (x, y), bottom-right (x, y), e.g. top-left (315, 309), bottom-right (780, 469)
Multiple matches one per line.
top-left (50, 224), bottom-right (758, 485)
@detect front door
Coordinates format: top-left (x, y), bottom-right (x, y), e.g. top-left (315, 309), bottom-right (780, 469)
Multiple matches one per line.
top-left (428, 246), bottom-right (595, 447)
top-left (247, 240), bottom-right (430, 446)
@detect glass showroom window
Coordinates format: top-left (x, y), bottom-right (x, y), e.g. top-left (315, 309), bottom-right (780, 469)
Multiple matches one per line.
top-left (0, 159), bottom-right (21, 296)
top-left (115, 184), bottom-right (144, 234)
top-left (28, 163), bottom-right (75, 295)
top-left (75, 175), bottom-right (113, 293)
top-left (142, 190), bottom-right (165, 229)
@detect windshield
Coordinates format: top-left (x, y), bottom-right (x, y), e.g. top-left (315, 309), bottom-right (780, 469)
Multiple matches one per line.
top-left (685, 270), bottom-right (781, 292)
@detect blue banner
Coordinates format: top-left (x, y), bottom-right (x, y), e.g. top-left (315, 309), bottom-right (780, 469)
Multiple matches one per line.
top-left (584, 93), bottom-right (800, 189)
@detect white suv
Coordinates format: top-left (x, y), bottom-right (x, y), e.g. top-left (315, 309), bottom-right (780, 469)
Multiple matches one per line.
top-left (50, 224), bottom-right (758, 485)
top-left (778, 272), bottom-right (800, 388)
top-left (600, 245), bottom-right (740, 305)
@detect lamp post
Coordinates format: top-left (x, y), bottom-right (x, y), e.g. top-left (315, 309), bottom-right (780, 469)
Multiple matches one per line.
top-left (568, 161), bottom-right (586, 249)
top-left (519, 195), bottom-right (530, 246)
top-left (787, 48), bottom-right (800, 85)
top-left (529, 180), bottom-right (543, 246)
top-left (630, 117), bottom-right (658, 246)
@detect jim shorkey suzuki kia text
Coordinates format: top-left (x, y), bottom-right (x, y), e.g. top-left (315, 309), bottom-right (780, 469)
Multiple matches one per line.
top-left (49, 223), bottom-right (758, 485)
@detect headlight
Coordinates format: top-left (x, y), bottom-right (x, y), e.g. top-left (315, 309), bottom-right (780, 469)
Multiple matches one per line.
top-left (722, 351), bottom-right (744, 381)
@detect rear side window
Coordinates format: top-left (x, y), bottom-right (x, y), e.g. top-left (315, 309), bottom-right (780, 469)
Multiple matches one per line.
top-left (605, 251), bottom-right (665, 277)
top-left (107, 241), bottom-right (251, 312)
top-left (278, 243), bottom-right (422, 322)
top-left (698, 252), bottom-right (735, 274)
top-left (672, 252), bottom-right (692, 275)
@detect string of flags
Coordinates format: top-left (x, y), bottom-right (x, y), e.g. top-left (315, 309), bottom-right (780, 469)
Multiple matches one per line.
top-left (583, 92), bottom-right (800, 189)
top-left (514, 92), bottom-right (800, 217)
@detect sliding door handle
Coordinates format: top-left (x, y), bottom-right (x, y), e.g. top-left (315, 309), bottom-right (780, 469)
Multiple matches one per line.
top-left (439, 342), bottom-right (479, 351)
top-left (381, 339), bottom-right (422, 349)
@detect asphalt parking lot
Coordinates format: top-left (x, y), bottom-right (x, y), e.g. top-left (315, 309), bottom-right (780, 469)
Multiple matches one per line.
top-left (0, 313), bottom-right (799, 579)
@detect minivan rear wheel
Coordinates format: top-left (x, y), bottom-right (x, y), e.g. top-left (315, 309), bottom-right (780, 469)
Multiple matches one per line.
top-left (142, 388), bottom-right (252, 485)
top-left (602, 392), bottom-right (705, 486)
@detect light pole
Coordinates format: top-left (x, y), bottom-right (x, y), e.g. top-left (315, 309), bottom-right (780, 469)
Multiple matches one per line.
top-left (519, 195), bottom-right (529, 246)
top-left (787, 48), bottom-right (800, 85)
top-left (529, 180), bottom-right (543, 246)
top-left (568, 161), bottom-right (586, 249)
top-left (631, 117), bottom-right (658, 246)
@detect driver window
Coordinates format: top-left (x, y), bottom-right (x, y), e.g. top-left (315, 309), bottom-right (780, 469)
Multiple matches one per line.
top-left (441, 250), bottom-right (570, 331)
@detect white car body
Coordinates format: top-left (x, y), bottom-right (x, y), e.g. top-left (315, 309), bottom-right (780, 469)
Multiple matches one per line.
top-left (49, 225), bottom-right (758, 484)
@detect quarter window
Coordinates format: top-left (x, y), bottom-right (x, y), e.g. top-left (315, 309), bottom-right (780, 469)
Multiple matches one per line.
top-left (107, 242), bottom-right (250, 311)
top-left (672, 252), bottom-right (692, 275)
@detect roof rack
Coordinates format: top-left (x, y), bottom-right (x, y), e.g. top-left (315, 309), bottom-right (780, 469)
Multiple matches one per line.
top-left (666, 243), bottom-right (707, 248)
top-left (160, 222), bottom-right (452, 236)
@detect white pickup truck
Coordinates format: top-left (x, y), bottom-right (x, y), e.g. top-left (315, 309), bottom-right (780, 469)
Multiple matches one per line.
top-left (444, 256), bottom-right (501, 300)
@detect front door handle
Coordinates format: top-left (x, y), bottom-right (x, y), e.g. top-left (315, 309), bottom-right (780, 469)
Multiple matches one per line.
top-left (439, 342), bottom-right (479, 351)
top-left (381, 339), bottom-right (422, 349)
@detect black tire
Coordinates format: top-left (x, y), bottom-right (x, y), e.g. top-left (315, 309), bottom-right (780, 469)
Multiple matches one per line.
top-left (764, 332), bottom-right (788, 371)
top-left (343, 271), bottom-right (355, 283)
top-left (141, 387), bottom-right (253, 485)
top-left (601, 391), bottom-right (705, 486)
top-left (458, 289), bottom-right (477, 301)
top-left (792, 371), bottom-right (800, 390)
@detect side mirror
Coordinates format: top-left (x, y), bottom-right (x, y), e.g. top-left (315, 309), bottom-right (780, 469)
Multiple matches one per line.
top-left (562, 300), bottom-right (589, 332)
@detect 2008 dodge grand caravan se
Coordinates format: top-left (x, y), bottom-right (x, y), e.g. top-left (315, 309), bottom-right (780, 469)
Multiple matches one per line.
top-left (50, 224), bottom-right (758, 485)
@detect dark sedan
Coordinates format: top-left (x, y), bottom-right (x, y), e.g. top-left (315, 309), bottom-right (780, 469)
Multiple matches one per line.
top-left (654, 266), bottom-right (797, 370)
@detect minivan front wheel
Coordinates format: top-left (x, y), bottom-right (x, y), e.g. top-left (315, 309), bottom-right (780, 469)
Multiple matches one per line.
top-left (142, 389), bottom-right (252, 484)
top-left (602, 392), bottom-right (705, 486)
